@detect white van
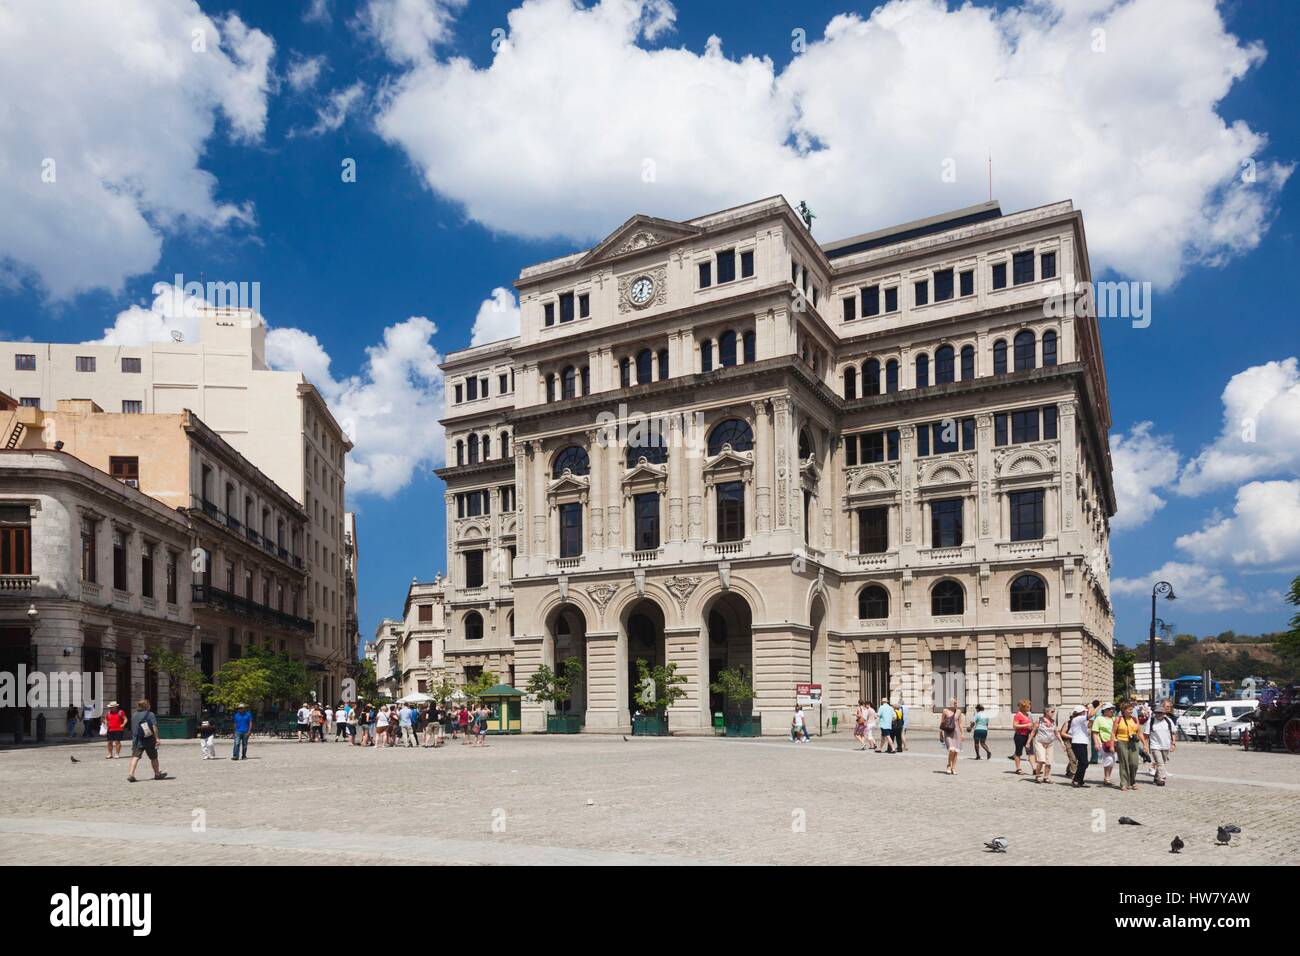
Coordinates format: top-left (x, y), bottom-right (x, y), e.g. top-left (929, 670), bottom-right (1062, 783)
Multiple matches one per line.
top-left (1177, 701), bottom-right (1257, 740)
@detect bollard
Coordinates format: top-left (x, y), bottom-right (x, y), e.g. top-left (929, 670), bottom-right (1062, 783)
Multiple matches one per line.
top-left (36, 712), bottom-right (46, 743)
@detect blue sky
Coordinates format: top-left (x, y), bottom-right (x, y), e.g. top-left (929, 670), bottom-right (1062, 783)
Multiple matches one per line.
top-left (2, 0), bottom-right (1297, 650)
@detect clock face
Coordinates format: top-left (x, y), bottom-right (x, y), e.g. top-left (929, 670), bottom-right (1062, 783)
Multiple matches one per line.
top-left (629, 275), bottom-right (655, 306)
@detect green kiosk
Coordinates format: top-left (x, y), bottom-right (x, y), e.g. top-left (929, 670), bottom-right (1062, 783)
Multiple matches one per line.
top-left (480, 684), bottom-right (524, 735)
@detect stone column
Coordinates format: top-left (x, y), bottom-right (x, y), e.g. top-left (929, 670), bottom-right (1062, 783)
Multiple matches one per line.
top-left (589, 429), bottom-right (605, 553)
top-left (753, 399), bottom-right (772, 534)
top-left (582, 631), bottom-right (628, 733)
top-left (771, 397), bottom-right (794, 531)
top-left (668, 415), bottom-right (686, 544)
top-left (687, 431), bottom-right (704, 541)
top-left (666, 624), bottom-right (710, 731)
top-left (514, 445), bottom-right (529, 559)
top-left (605, 434), bottom-right (622, 556)
top-left (530, 440), bottom-right (547, 559)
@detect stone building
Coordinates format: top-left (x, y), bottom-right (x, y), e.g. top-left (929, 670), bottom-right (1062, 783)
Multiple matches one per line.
top-left (436, 196), bottom-right (1115, 733)
top-left (0, 445), bottom-right (194, 737)
top-left (1, 307), bottom-right (354, 700)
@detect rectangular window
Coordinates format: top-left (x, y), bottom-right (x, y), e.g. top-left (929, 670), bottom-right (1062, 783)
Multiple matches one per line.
top-left (121, 356), bottom-right (142, 373)
top-left (740, 249), bottom-right (754, 278)
top-left (859, 653), bottom-right (890, 707)
top-left (466, 377), bottom-right (478, 402)
top-left (932, 651), bottom-right (966, 710)
top-left (858, 506), bottom-right (888, 554)
top-left (1011, 409), bottom-right (1040, 444)
top-left (887, 429), bottom-right (900, 461)
top-left (932, 420), bottom-right (958, 454)
top-left (633, 492), bottom-right (660, 551)
top-left (499, 373), bottom-right (509, 393)
top-left (842, 297), bottom-right (856, 322)
top-left (419, 641), bottom-right (432, 661)
top-left (1043, 405), bottom-right (1058, 440)
top-left (559, 292), bottom-right (575, 323)
top-left (15, 353), bottom-right (36, 371)
top-left (75, 356), bottom-right (96, 373)
top-left (716, 481), bottom-right (745, 543)
top-left (1012, 250), bottom-right (1035, 285)
top-left (19, 398), bottom-right (39, 408)
top-left (0, 506), bottom-right (32, 576)
top-left (991, 262), bottom-right (1007, 290)
top-left (109, 456), bottom-right (139, 488)
top-left (121, 400), bottom-right (142, 414)
top-left (884, 287), bottom-right (898, 313)
top-left (862, 285), bottom-right (880, 317)
top-left (418, 604), bottom-right (433, 623)
top-left (1009, 490), bottom-right (1045, 541)
top-left (464, 550), bottom-right (484, 588)
top-left (934, 269), bottom-right (954, 302)
top-left (544, 302), bottom-right (555, 327)
top-left (930, 498), bottom-right (963, 548)
top-left (578, 293), bottom-right (590, 319)
top-left (914, 280), bottom-right (929, 306)
top-left (81, 519), bottom-right (97, 582)
top-left (454, 383), bottom-right (462, 404)
top-left (165, 551), bottom-right (177, 604)
top-left (959, 269), bottom-right (974, 297)
top-left (1040, 251), bottom-right (1057, 280)
top-left (861, 431), bottom-right (885, 464)
top-left (112, 530), bottom-right (128, 591)
top-left (140, 543), bottom-right (154, 599)
top-left (994, 413), bottom-right (1008, 447)
top-left (917, 425), bottom-right (930, 457)
top-left (559, 503), bottom-right (583, 558)
top-left (1011, 649), bottom-right (1048, 711)
top-left (698, 261), bottom-right (712, 288)
top-left (844, 435), bottom-right (858, 466)
top-left (961, 417), bottom-right (976, 451)
top-left (716, 249), bottom-right (736, 284)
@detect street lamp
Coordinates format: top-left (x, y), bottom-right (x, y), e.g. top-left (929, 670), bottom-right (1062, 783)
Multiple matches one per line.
top-left (1149, 582), bottom-right (1175, 702)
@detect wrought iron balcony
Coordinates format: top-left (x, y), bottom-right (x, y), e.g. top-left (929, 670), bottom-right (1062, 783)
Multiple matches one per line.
top-left (191, 583), bottom-right (314, 635)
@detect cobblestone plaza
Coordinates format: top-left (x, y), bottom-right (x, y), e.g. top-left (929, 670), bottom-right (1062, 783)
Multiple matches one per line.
top-left (1, 734), bottom-right (1295, 866)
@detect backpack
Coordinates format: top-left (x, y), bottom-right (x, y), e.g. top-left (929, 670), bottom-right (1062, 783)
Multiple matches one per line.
top-left (940, 711), bottom-right (955, 732)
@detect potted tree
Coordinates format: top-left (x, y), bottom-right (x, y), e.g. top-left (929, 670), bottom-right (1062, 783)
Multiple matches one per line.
top-left (528, 657), bottom-right (584, 733)
top-left (631, 659), bottom-right (686, 736)
top-left (709, 668), bottom-right (761, 737)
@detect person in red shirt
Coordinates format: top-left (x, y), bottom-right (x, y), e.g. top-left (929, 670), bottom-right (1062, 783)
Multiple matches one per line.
top-left (1009, 699), bottom-right (1034, 775)
top-left (103, 701), bottom-right (129, 759)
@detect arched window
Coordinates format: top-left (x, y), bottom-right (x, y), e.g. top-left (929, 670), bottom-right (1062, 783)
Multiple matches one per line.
top-left (561, 365), bottom-right (576, 400)
top-left (455, 439), bottom-right (464, 466)
top-left (551, 445), bottom-right (590, 478)
top-left (961, 345), bottom-right (975, 380)
top-left (931, 580), bottom-right (964, 616)
top-left (993, 339), bottom-right (1007, 375)
top-left (468, 433), bottom-right (479, 464)
top-left (843, 365), bottom-right (857, 399)
top-left (885, 359), bottom-right (899, 393)
top-left (742, 330), bottom-right (756, 364)
top-left (858, 585), bottom-right (889, 620)
top-left (500, 431), bottom-right (510, 456)
top-left (798, 428), bottom-right (814, 460)
top-left (482, 434), bottom-right (491, 459)
top-left (1010, 573), bottom-right (1047, 612)
top-left (546, 373), bottom-right (556, 403)
top-left (1042, 330), bottom-right (1057, 367)
top-left (657, 349), bottom-right (669, 381)
top-left (464, 611), bottom-right (483, 641)
top-left (719, 330), bottom-right (738, 367)
top-left (636, 349), bottom-right (653, 385)
top-left (915, 353), bottom-right (930, 388)
top-left (619, 357), bottom-right (631, 388)
top-left (935, 345), bottom-right (955, 384)
top-left (508, 612), bottom-right (515, 637)
top-left (625, 428), bottom-right (668, 467)
top-left (1014, 330), bottom-right (1036, 371)
top-left (864, 358), bottom-right (881, 396)
top-left (581, 365), bottom-right (590, 395)
top-left (707, 419), bottom-right (754, 455)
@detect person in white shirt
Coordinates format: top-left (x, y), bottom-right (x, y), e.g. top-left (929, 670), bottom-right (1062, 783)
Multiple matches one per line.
top-left (790, 704), bottom-right (811, 743)
top-left (1147, 698), bottom-right (1177, 787)
top-left (1065, 704), bottom-right (1092, 788)
top-left (375, 704), bottom-right (391, 747)
top-left (296, 704), bottom-right (311, 742)
top-left (325, 707), bottom-right (335, 736)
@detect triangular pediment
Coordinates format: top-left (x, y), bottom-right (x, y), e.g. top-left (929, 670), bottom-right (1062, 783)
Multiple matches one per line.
top-left (703, 446), bottom-right (753, 473)
top-left (547, 472), bottom-right (590, 495)
top-left (579, 215), bottom-right (703, 267)
top-left (622, 460), bottom-right (668, 484)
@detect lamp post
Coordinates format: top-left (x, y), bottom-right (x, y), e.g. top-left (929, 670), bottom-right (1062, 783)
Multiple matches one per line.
top-left (1149, 582), bottom-right (1175, 703)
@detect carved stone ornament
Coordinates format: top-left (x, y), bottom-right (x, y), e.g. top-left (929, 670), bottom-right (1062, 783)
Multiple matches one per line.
top-left (585, 583), bottom-right (620, 613)
top-left (665, 574), bottom-right (701, 612)
top-left (615, 230), bottom-right (660, 254)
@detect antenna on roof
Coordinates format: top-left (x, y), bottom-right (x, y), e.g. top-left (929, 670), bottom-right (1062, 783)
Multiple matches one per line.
top-left (988, 153), bottom-right (992, 203)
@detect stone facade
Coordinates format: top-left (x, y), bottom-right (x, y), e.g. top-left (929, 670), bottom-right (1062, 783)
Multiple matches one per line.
top-left (436, 197), bottom-right (1115, 733)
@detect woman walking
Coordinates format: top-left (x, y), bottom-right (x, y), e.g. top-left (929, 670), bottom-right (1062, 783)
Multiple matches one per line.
top-left (1009, 699), bottom-right (1034, 774)
top-left (852, 700), bottom-right (868, 750)
top-left (862, 700), bottom-right (878, 751)
top-left (1092, 703), bottom-right (1117, 786)
top-left (968, 703), bottom-right (992, 759)
top-left (940, 697), bottom-right (963, 774)
top-left (1030, 706), bottom-right (1058, 783)
top-left (1113, 702), bottom-right (1146, 791)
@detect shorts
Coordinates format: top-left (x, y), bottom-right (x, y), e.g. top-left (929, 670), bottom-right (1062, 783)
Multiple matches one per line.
top-left (973, 729), bottom-right (988, 741)
top-left (1013, 731), bottom-right (1030, 757)
top-left (1033, 739), bottom-right (1055, 763)
top-left (297, 723), bottom-right (309, 732)
top-left (107, 730), bottom-right (125, 742)
top-left (131, 739), bottom-right (157, 760)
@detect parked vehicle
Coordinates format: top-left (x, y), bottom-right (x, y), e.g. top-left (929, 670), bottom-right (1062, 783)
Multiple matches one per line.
top-left (1245, 684), bottom-right (1300, 754)
top-left (1177, 701), bottom-right (1257, 740)
top-left (1211, 714), bottom-right (1254, 744)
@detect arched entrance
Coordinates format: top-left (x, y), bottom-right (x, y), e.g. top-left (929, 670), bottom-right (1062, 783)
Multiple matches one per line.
top-left (809, 594), bottom-right (829, 690)
top-left (623, 599), bottom-right (666, 721)
top-left (546, 604), bottom-right (588, 721)
top-left (706, 593), bottom-right (754, 717)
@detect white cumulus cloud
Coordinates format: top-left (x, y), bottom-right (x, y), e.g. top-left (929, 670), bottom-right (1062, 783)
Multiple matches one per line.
top-left (88, 282), bottom-right (208, 345)
top-left (373, 0), bottom-right (1289, 287)
top-left (1174, 480), bottom-right (1300, 568)
top-left (357, 0), bottom-right (466, 65)
top-left (0, 0), bottom-right (274, 300)
top-left (1109, 421), bottom-right (1180, 531)
top-left (1111, 560), bottom-right (1250, 612)
top-left (470, 287), bottom-right (521, 346)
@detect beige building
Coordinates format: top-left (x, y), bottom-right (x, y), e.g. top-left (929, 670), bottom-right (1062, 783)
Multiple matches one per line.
top-left (437, 196), bottom-right (1115, 734)
top-left (1, 308), bottom-right (353, 701)
top-left (0, 440), bottom-right (194, 737)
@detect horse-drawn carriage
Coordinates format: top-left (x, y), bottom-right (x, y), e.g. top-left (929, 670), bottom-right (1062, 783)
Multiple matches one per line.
top-left (1244, 684), bottom-right (1300, 754)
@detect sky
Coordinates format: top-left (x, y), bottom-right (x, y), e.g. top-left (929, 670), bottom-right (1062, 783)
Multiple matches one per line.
top-left (1, 0), bottom-right (1297, 651)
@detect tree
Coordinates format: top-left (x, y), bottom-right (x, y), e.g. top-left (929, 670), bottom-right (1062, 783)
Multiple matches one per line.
top-left (355, 659), bottom-right (379, 702)
top-left (633, 658), bottom-right (687, 714)
top-left (202, 658), bottom-right (272, 712)
top-left (428, 673), bottom-right (459, 705)
top-left (526, 657), bottom-right (583, 711)
top-left (1279, 574), bottom-right (1300, 667)
top-left (463, 669), bottom-right (498, 701)
top-left (244, 645), bottom-right (310, 709)
top-left (708, 667), bottom-right (755, 715)
top-left (146, 646), bottom-right (205, 714)
top-left (1113, 646), bottom-right (1136, 700)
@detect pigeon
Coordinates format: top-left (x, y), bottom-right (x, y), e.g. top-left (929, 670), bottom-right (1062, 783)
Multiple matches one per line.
top-left (622, 735), bottom-right (629, 742)
top-left (984, 837), bottom-right (1008, 853)
top-left (1118, 816), bottom-right (1142, 826)
top-left (1215, 826), bottom-right (1233, 845)
top-left (1222, 824), bottom-right (1242, 834)
top-left (1170, 836), bottom-right (1184, 854)
top-left (69, 756), bottom-right (79, 764)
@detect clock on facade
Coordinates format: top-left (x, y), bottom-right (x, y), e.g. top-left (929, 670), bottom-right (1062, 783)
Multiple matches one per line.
top-left (628, 275), bottom-right (655, 307)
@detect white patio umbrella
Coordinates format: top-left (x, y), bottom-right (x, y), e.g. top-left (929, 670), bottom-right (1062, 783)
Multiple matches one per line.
top-left (397, 692), bottom-right (434, 704)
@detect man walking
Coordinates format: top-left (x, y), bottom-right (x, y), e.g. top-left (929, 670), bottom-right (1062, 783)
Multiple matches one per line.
top-left (232, 703), bottom-right (253, 760)
top-left (126, 698), bottom-right (167, 783)
top-left (399, 703), bottom-right (417, 747)
top-left (1148, 698), bottom-right (1177, 787)
top-left (877, 696), bottom-right (895, 752)
top-left (296, 702), bottom-right (310, 742)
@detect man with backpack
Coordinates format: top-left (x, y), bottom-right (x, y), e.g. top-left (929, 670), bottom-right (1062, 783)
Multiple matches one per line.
top-left (1147, 698), bottom-right (1178, 787)
top-left (877, 695), bottom-right (895, 752)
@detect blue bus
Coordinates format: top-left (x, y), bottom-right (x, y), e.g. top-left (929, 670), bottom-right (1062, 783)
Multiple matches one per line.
top-left (1167, 675), bottom-right (1223, 710)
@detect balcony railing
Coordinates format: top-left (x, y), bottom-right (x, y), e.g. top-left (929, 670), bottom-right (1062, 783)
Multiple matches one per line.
top-left (0, 574), bottom-right (38, 592)
top-left (191, 583), bottom-right (314, 635)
